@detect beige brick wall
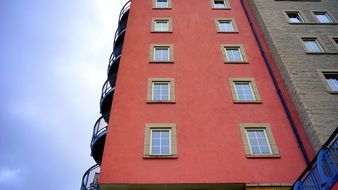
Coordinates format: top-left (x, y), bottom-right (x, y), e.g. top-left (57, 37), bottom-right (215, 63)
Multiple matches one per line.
top-left (248, 0), bottom-right (338, 151)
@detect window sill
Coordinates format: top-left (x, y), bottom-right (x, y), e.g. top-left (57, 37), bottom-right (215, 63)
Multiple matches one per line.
top-left (147, 101), bottom-right (176, 104)
top-left (224, 61), bottom-right (249, 64)
top-left (144, 154), bottom-right (178, 159)
top-left (152, 8), bottom-right (172, 10)
top-left (234, 100), bottom-right (262, 104)
top-left (246, 154), bottom-right (280, 158)
top-left (289, 22), bottom-right (338, 25)
top-left (212, 8), bottom-right (231, 10)
top-left (328, 91), bottom-right (338, 94)
top-left (149, 61), bottom-right (174, 63)
top-left (151, 31), bottom-right (173, 33)
top-left (217, 31), bottom-right (239, 34)
top-left (305, 52), bottom-right (338, 55)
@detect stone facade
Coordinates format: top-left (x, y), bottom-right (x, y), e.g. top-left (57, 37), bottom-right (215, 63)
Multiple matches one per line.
top-left (248, 0), bottom-right (338, 151)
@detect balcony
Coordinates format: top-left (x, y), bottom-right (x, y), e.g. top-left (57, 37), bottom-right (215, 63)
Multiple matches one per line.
top-left (81, 164), bottom-right (100, 190)
top-left (91, 116), bottom-right (107, 164)
top-left (293, 127), bottom-right (337, 190)
top-left (107, 0), bottom-right (130, 77)
top-left (100, 76), bottom-right (116, 122)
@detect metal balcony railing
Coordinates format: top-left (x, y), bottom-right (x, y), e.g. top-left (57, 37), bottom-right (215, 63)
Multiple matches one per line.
top-left (90, 116), bottom-right (108, 163)
top-left (81, 164), bottom-right (100, 190)
top-left (100, 78), bottom-right (115, 121)
top-left (91, 116), bottom-right (108, 148)
top-left (293, 127), bottom-right (338, 190)
top-left (107, 0), bottom-right (131, 76)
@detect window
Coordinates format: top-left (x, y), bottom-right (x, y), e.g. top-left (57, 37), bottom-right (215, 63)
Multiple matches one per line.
top-left (319, 71), bottom-right (338, 93)
top-left (222, 45), bottom-right (248, 63)
top-left (314, 12), bottom-right (333, 23)
top-left (211, 0), bottom-right (229, 9)
top-left (246, 130), bottom-right (272, 155)
top-left (302, 38), bottom-right (324, 53)
top-left (150, 44), bottom-right (174, 62)
top-left (147, 78), bottom-right (175, 103)
top-left (152, 18), bottom-right (172, 32)
top-left (144, 123), bottom-right (177, 158)
top-left (154, 0), bottom-right (170, 8)
top-left (217, 20), bottom-right (236, 32)
top-left (152, 82), bottom-right (170, 101)
top-left (240, 123), bottom-right (280, 158)
top-left (234, 82), bottom-right (255, 101)
top-left (151, 129), bottom-right (170, 155)
top-left (229, 78), bottom-right (262, 103)
top-left (286, 12), bottom-right (303, 23)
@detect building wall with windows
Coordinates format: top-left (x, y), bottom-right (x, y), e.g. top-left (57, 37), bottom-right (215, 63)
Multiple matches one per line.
top-left (97, 0), bottom-right (314, 189)
top-left (247, 0), bottom-right (338, 152)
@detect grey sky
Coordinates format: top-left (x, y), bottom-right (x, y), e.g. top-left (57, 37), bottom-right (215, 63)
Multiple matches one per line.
top-left (0, 0), bottom-right (126, 189)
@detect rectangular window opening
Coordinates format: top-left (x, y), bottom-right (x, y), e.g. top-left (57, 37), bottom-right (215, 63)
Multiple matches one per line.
top-left (314, 12), bottom-right (333, 23)
top-left (302, 38), bottom-right (324, 53)
top-left (225, 48), bottom-right (243, 62)
top-left (213, 0), bottom-right (226, 8)
top-left (154, 20), bottom-right (169, 31)
top-left (287, 12), bottom-right (303, 23)
top-left (324, 73), bottom-right (338, 92)
top-left (152, 82), bottom-right (170, 101)
top-left (218, 21), bottom-right (234, 32)
top-left (234, 82), bottom-right (255, 101)
top-left (150, 129), bottom-right (171, 155)
top-left (246, 129), bottom-right (272, 155)
top-left (154, 47), bottom-right (170, 61)
top-left (155, 0), bottom-right (169, 8)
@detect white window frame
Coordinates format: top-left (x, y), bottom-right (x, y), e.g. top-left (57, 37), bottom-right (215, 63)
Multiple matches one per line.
top-left (234, 81), bottom-right (256, 101)
top-left (302, 38), bottom-right (324, 53)
top-left (225, 47), bottom-right (244, 62)
top-left (152, 82), bottom-right (171, 101)
top-left (154, 46), bottom-right (170, 61)
top-left (150, 129), bottom-right (172, 155)
top-left (314, 12), bottom-right (334, 23)
top-left (154, 20), bottom-right (170, 32)
top-left (155, 0), bottom-right (169, 8)
top-left (287, 12), bottom-right (304, 23)
top-left (218, 20), bottom-right (234, 32)
top-left (213, 0), bottom-right (227, 8)
top-left (245, 129), bottom-right (273, 155)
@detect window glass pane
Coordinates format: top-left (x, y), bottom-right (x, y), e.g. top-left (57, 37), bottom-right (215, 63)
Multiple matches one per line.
top-left (234, 82), bottom-right (255, 101)
top-left (325, 74), bottom-right (338, 91)
top-left (152, 82), bottom-right (170, 101)
top-left (213, 0), bottom-right (226, 8)
top-left (219, 21), bottom-right (234, 32)
top-left (154, 47), bottom-right (169, 61)
top-left (287, 13), bottom-right (302, 23)
top-left (315, 13), bottom-right (333, 23)
top-left (225, 48), bottom-right (243, 61)
top-left (155, 21), bottom-right (169, 31)
top-left (303, 39), bottom-right (323, 52)
top-left (151, 130), bottom-right (170, 155)
top-left (156, 0), bottom-right (168, 8)
top-left (246, 130), bottom-right (271, 155)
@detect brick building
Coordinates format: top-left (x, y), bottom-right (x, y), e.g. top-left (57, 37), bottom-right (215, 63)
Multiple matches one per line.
top-left (247, 0), bottom-right (338, 152)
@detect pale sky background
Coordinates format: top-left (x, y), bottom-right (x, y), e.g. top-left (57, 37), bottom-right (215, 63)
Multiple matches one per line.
top-left (0, 0), bottom-right (127, 189)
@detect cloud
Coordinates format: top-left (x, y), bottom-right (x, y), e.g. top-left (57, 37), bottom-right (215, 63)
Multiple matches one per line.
top-left (0, 168), bottom-right (21, 185)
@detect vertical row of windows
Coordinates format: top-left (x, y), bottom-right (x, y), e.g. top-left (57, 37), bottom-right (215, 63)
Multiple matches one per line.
top-left (145, 0), bottom-right (279, 158)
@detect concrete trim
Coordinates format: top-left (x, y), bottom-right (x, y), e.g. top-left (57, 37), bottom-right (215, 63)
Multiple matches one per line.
top-left (239, 123), bottom-right (280, 158)
top-left (283, 10), bottom-right (308, 24)
top-left (143, 123), bottom-right (177, 158)
top-left (311, 10), bottom-right (338, 24)
top-left (329, 36), bottom-right (338, 51)
top-left (228, 78), bottom-right (262, 103)
top-left (221, 44), bottom-right (249, 63)
top-left (149, 44), bottom-right (174, 63)
top-left (147, 78), bottom-right (176, 103)
top-left (298, 36), bottom-right (328, 54)
top-left (151, 18), bottom-right (173, 33)
top-left (215, 18), bottom-right (239, 33)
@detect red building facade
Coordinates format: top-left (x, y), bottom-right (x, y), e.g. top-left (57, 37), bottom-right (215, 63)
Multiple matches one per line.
top-left (82, 0), bottom-right (316, 189)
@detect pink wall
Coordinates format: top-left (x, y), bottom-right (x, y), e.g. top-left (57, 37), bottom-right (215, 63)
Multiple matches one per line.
top-left (100, 0), bottom-right (313, 185)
